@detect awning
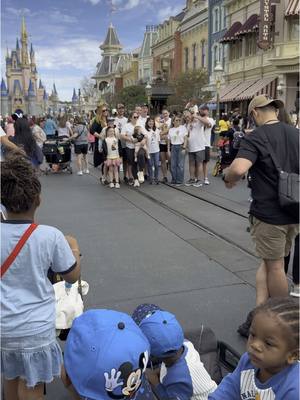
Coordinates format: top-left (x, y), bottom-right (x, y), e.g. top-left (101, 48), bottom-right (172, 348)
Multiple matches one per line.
top-left (209, 80), bottom-right (242, 103)
top-left (220, 21), bottom-right (242, 43)
top-left (220, 79), bottom-right (258, 102)
top-left (235, 14), bottom-right (258, 36)
top-left (235, 77), bottom-right (277, 100)
top-left (286, 0), bottom-right (300, 16)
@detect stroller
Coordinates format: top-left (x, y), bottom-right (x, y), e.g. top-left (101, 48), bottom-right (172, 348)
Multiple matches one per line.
top-left (212, 137), bottom-right (235, 177)
top-left (42, 137), bottom-right (72, 174)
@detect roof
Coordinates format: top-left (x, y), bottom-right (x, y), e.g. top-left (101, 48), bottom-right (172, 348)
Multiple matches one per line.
top-left (139, 30), bottom-right (158, 58)
top-left (174, 11), bottom-right (185, 21)
top-left (235, 14), bottom-right (258, 36)
top-left (220, 21), bottom-right (242, 43)
top-left (235, 77), bottom-right (277, 101)
top-left (101, 23), bottom-right (122, 49)
top-left (96, 54), bottom-right (122, 77)
top-left (286, 0), bottom-right (300, 16)
top-left (39, 79), bottom-right (43, 89)
top-left (1, 78), bottom-right (8, 95)
top-left (209, 80), bottom-right (242, 102)
top-left (72, 88), bottom-right (78, 101)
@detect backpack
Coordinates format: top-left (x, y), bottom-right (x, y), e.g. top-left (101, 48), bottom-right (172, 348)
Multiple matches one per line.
top-left (232, 128), bottom-right (245, 150)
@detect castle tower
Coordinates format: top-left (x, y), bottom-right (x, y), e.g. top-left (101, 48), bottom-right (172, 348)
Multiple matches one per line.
top-left (16, 38), bottom-right (21, 62)
top-left (49, 83), bottom-right (59, 113)
top-left (1, 78), bottom-right (9, 116)
top-left (27, 79), bottom-right (36, 116)
top-left (21, 16), bottom-right (29, 66)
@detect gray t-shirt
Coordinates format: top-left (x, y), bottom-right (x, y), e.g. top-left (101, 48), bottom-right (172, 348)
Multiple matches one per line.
top-left (1, 222), bottom-right (76, 337)
top-left (74, 124), bottom-right (88, 145)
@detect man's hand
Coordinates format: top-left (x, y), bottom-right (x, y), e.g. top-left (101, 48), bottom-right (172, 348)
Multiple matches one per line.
top-left (65, 235), bottom-right (79, 251)
top-left (146, 368), bottom-right (160, 386)
top-left (224, 180), bottom-right (236, 189)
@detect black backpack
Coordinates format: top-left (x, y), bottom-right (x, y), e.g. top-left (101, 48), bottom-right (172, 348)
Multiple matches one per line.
top-left (232, 128), bottom-right (245, 150)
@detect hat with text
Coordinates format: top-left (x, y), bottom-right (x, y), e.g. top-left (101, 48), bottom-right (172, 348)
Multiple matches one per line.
top-left (64, 309), bottom-right (150, 400)
top-left (248, 95), bottom-right (284, 115)
top-left (139, 310), bottom-right (184, 358)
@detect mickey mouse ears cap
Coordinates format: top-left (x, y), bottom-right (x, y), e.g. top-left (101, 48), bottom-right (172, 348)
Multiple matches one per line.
top-left (64, 309), bottom-right (150, 400)
top-left (248, 95), bottom-right (283, 116)
top-left (139, 310), bottom-right (184, 358)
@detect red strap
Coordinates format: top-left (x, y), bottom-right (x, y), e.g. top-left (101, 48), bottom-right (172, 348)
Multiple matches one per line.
top-left (1, 223), bottom-right (38, 278)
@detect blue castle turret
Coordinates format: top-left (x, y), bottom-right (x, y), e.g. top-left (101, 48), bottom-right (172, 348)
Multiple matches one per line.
top-left (27, 79), bottom-right (36, 116)
top-left (1, 78), bottom-right (9, 116)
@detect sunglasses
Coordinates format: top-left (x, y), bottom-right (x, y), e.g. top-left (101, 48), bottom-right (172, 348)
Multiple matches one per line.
top-left (133, 116), bottom-right (138, 119)
top-left (102, 109), bottom-right (108, 112)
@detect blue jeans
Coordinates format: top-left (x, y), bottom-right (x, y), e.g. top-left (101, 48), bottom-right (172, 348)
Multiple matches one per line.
top-left (147, 152), bottom-right (160, 180)
top-left (171, 145), bottom-right (185, 183)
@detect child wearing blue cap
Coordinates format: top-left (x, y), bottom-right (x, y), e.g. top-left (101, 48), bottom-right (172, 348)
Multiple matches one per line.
top-left (136, 306), bottom-right (217, 400)
top-left (62, 309), bottom-right (153, 400)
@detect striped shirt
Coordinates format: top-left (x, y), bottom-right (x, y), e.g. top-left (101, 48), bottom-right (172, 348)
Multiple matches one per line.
top-left (154, 340), bottom-right (217, 400)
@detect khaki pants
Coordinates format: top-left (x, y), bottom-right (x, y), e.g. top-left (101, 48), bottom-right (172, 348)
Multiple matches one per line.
top-left (250, 216), bottom-right (299, 260)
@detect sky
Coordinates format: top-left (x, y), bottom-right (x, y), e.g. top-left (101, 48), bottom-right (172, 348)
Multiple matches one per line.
top-left (1, 0), bottom-right (186, 100)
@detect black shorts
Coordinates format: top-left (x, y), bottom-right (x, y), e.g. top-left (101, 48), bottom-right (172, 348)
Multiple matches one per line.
top-left (159, 144), bottom-right (168, 153)
top-left (74, 144), bottom-right (88, 154)
top-left (204, 146), bottom-right (210, 162)
top-left (126, 148), bottom-right (135, 165)
top-left (122, 147), bottom-right (128, 161)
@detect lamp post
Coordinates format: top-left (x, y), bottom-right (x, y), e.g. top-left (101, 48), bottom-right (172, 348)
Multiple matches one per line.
top-left (145, 83), bottom-right (152, 111)
top-left (214, 62), bottom-right (224, 128)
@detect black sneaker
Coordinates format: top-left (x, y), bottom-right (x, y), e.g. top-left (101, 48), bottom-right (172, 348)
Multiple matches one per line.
top-left (163, 177), bottom-right (168, 183)
top-left (128, 178), bottom-right (134, 186)
top-left (237, 310), bottom-right (254, 338)
top-left (185, 179), bottom-right (195, 186)
top-left (124, 177), bottom-right (129, 184)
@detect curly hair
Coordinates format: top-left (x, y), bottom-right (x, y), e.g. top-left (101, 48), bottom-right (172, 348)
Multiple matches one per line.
top-left (1, 155), bottom-right (41, 213)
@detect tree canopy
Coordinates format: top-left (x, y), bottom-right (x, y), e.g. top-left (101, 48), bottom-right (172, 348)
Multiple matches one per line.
top-left (113, 85), bottom-right (147, 111)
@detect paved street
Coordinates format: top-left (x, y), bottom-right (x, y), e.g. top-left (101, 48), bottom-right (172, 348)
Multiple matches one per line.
top-left (39, 161), bottom-right (257, 399)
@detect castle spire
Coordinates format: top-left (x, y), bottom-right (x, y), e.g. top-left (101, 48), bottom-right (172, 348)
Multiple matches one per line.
top-left (16, 38), bottom-right (20, 50)
top-left (21, 16), bottom-right (29, 65)
top-left (21, 16), bottom-right (28, 40)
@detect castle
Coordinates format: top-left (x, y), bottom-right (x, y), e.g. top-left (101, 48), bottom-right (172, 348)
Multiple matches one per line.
top-left (1, 17), bottom-right (60, 117)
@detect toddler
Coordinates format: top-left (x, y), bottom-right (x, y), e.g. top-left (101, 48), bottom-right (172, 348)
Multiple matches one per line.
top-left (133, 126), bottom-right (149, 162)
top-left (133, 304), bottom-right (217, 400)
top-left (102, 126), bottom-right (122, 188)
top-left (208, 297), bottom-right (299, 399)
top-left (1, 156), bottom-right (80, 400)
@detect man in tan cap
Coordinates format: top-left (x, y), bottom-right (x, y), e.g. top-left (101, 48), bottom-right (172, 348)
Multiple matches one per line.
top-left (222, 94), bottom-right (299, 336)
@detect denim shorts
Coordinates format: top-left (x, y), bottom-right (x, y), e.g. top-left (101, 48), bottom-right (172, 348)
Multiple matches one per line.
top-left (1, 328), bottom-right (63, 387)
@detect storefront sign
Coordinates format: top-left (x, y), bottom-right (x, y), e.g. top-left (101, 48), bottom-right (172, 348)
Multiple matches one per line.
top-left (258, 0), bottom-right (272, 50)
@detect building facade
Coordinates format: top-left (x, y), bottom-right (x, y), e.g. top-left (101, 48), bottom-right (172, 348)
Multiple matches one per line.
top-left (216, 0), bottom-right (299, 113)
top-left (1, 18), bottom-right (49, 116)
top-left (180, 0), bottom-right (209, 73)
top-left (138, 26), bottom-right (159, 84)
top-left (121, 50), bottom-right (139, 88)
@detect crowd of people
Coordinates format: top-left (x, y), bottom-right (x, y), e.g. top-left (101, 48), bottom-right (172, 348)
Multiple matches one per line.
top-left (1, 94), bottom-right (299, 400)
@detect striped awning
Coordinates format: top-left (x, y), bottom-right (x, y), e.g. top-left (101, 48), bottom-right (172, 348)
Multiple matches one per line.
top-left (220, 79), bottom-right (258, 102)
top-left (235, 77), bottom-right (277, 100)
top-left (209, 80), bottom-right (242, 103)
top-left (286, 0), bottom-right (300, 16)
top-left (235, 14), bottom-right (259, 36)
top-left (220, 21), bottom-right (242, 43)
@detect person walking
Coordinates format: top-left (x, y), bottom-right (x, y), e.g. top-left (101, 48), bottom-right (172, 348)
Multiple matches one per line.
top-left (223, 95), bottom-right (299, 336)
top-left (43, 115), bottom-right (57, 137)
top-left (168, 116), bottom-right (188, 185)
top-left (70, 116), bottom-right (89, 176)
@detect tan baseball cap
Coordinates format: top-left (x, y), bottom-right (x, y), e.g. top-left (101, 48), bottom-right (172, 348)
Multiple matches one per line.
top-left (248, 95), bottom-right (284, 115)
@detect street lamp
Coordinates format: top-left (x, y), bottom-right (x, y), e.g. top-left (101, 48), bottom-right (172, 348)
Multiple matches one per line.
top-left (214, 62), bottom-right (224, 128)
top-left (145, 83), bottom-right (152, 110)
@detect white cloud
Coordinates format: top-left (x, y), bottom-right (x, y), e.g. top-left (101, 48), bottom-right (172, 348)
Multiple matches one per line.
top-left (85, 0), bottom-right (101, 4)
top-left (5, 7), bottom-right (31, 17)
top-left (157, 4), bottom-right (183, 20)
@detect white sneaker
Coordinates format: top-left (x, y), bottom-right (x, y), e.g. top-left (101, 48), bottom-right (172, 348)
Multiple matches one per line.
top-left (137, 171), bottom-right (144, 183)
top-left (84, 169), bottom-right (90, 174)
top-left (290, 284), bottom-right (300, 297)
top-left (115, 182), bottom-right (120, 189)
top-left (109, 182), bottom-right (115, 188)
top-left (77, 171), bottom-right (83, 176)
top-left (204, 178), bottom-right (210, 185)
top-left (134, 179), bottom-right (140, 187)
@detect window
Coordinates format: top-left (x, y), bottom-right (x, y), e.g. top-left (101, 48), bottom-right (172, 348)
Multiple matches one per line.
top-left (220, 6), bottom-right (226, 29)
top-left (229, 40), bottom-right (243, 61)
top-left (201, 40), bottom-right (206, 67)
top-left (192, 43), bottom-right (197, 69)
top-left (245, 34), bottom-right (257, 56)
top-left (214, 7), bottom-right (220, 32)
top-left (213, 45), bottom-right (218, 67)
top-left (289, 16), bottom-right (299, 40)
top-left (185, 47), bottom-right (189, 71)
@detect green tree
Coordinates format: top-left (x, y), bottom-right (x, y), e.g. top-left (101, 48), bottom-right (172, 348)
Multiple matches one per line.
top-left (113, 85), bottom-right (147, 111)
top-left (167, 69), bottom-right (210, 109)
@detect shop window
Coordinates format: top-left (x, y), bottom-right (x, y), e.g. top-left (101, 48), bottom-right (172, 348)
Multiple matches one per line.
top-left (289, 16), bottom-right (299, 41)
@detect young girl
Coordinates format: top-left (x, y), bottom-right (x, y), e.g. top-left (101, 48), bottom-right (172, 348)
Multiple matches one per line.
top-left (1, 156), bottom-right (81, 400)
top-left (208, 297), bottom-right (299, 399)
top-left (102, 126), bottom-right (122, 188)
top-left (145, 117), bottom-right (160, 184)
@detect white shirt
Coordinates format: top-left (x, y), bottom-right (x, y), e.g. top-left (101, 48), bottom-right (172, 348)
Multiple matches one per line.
top-left (121, 122), bottom-right (136, 149)
top-left (137, 116), bottom-right (148, 128)
top-left (168, 125), bottom-right (188, 145)
top-left (114, 116), bottom-right (128, 133)
top-left (203, 117), bottom-right (215, 148)
top-left (188, 120), bottom-right (205, 152)
top-left (146, 129), bottom-right (160, 154)
top-left (105, 136), bottom-right (120, 159)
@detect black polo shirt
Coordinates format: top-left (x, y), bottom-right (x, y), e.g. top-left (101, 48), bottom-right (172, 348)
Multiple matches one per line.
top-left (237, 122), bottom-right (299, 225)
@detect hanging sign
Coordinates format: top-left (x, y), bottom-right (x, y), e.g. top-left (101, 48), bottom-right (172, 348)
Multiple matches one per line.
top-left (257, 0), bottom-right (272, 50)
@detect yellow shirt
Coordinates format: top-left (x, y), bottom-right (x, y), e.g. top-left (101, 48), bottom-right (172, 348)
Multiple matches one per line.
top-left (219, 119), bottom-right (230, 132)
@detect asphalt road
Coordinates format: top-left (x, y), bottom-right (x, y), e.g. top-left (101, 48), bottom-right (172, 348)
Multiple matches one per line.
top-left (39, 159), bottom-right (257, 399)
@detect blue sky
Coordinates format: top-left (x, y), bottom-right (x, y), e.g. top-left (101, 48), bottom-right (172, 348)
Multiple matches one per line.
top-left (1, 0), bottom-right (185, 100)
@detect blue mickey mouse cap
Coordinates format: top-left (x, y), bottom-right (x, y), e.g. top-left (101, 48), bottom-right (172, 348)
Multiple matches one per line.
top-left (139, 310), bottom-right (184, 358)
top-left (64, 309), bottom-right (150, 400)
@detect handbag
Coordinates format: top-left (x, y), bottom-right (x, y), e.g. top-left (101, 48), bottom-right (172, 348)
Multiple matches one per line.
top-left (1, 224), bottom-right (38, 278)
top-left (261, 126), bottom-right (299, 218)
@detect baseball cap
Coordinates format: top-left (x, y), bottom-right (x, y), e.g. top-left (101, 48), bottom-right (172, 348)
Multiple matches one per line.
top-left (132, 303), bottom-right (162, 326)
top-left (248, 95), bottom-right (284, 116)
top-left (12, 109), bottom-right (24, 121)
top-left (139, 310), bottom-right (184, 358)
top-left (64, 309), bottom-right (150, 400)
